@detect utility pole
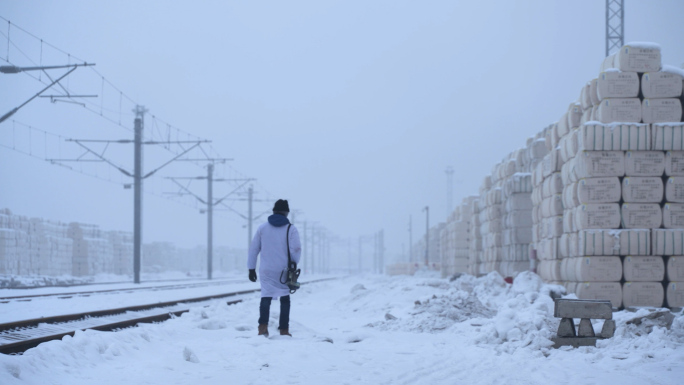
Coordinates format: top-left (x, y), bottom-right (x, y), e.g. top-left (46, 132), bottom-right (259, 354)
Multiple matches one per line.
top-left (446, 166), bottom-right (454, 219)
top-left (606, 0), bottom-right (624, 57)
top-left (207, 163), bottom-right (213, 280)
top-left (132, 105), bottom-right (147, 284)
top-left (164, 165), bottom-right (241, 280)
top-left (45, 104), bottom-right (209, 284)
top-left (423, 206), bottom-right (429, 267)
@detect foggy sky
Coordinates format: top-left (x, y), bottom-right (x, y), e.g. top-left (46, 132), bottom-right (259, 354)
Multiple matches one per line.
top-left (2, 1), bottom-right (684, 263)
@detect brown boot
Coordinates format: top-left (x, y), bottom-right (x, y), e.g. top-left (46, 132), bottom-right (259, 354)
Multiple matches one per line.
top-left (279, 328), bottom-right (292, 337)
top-left (258, 324), bottom-right (269, 337)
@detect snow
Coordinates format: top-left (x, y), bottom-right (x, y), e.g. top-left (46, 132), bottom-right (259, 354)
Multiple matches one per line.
top-left (660, 64), bottom-right (684, 78)
top-left (624, 42), bottom-right (662, 50)
top-left (1, 272), bottom-right (683, 384)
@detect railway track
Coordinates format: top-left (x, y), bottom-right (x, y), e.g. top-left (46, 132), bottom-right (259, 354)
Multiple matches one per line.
top-left (0, 278), bottom-right (243, 302)
top-left (0, 278), bottom-right (334, 355)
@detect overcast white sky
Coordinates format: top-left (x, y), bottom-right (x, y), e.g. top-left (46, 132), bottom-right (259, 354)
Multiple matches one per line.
top-left (1, 1), bottom-right (684, 264)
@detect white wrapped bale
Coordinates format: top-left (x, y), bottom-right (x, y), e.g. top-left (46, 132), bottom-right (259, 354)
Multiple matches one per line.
top-left (666, 282), bottom-right (684, 308)
top-left (613, 43), bottom-right (662, 73)
top-left (503, 227), bottom-right (532, 245)
top-left (503, 173), bottom-right (532, 197)
top-left (574, 203), bottom-right (621, 230)
top-left (573, 256), bottom-right (623, 282)
top-left (504, 194), bottom-right (533, 212)
top-left (543, 216), bottom-right (564, 238)
top-left (580, 82), bottom-right (593, 111)
top-left (485, 188), bottom-right (503, 205)
top-left (621, 203), bottom-right (663, 229)
top-left (578, 229), bottom-right (651, 256)
top-left (568, 103), bottom-right (583, 128)
top-left (560, 129), bottom-right (579, 163)
top-left (574, 151), bottom-right (625, 178)
top-left (503, 210), bottom-right (533, 228)
top-left (577, 177), bottom-right (622, 203)
top-left (667, 257), bottom-right (684, 281)
top-left (623, 282), bottom-right (664, 308)
top-left (590, 78), bottom-right (600, 106)
top-left (502, 244), bottom-right (529, 262)
top-left (578, 123), bottom-right (650, 151)
top-left (624, 151), bottom-right (665, 177)
top-left (528, 138), bottom-right (548, 161)
top-left (641, 69), bottom-right (684, 99)
top-left (600, 54), bottom-right (616, 73)
top-left (665, 177), bottom-right (684, 202)
top-left (541, 195), bottom-right (563, 218)
top-left (622, 177), bottom-right (664, 203)
top-left (597, 98), bottom-right (642, 124)
top-left (559, 232), bottom-right (575, 257)
top-left (665, 152), bottom-right (684, 176)
top-left (623, 256), bottom-right (665, 281)
top-left (652, 229), bottom-right (684, 255)
top-left (562, 183), bottom-right (579, 208)
top-left (652, 123), bottom-right (684, 150)
top-left (641, 99), bottom-right (683, 124)
top-left (542, 148), bottom-right (562, 177)
top-left (542, 173), bottom-right (563, 198)
top-left (576, 282), bottom-right (623, 308)
top-left (597, 71), bottom-right (640, 100)
top-left (663, 203), bottom-right (684, 229)
top-left (562, 210), bottom-right (575, 234)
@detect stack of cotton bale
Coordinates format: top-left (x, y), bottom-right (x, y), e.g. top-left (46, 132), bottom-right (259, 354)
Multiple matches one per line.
top-left (439, 213), bottom-right (454, 278)
top-left (42, 220), bottom-right (72, 276)
top-left (482, 159), bottom-right (509, 275)
top-left (557, 42), bottom-right (684, 308)
top-left (478, 173), bottom-right (502, 275)
top-left (455, 197), bottom-right (477, 275)
top-left (533, 123), bottom-right (568, 285)
top-left (646, 59), bottom-right (684, 309)
top-left (500, 147), bottom-right (536, 277)
top-left (468, 198), bottom-right (483, 275)
top-left (440, 197), bottom-right (476, 277)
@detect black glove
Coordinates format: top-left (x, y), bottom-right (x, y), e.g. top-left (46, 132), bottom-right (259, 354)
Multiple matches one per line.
top-left (249, 269), bottom-right (257, 282)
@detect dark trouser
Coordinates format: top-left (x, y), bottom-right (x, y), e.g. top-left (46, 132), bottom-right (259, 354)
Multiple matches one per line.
top-left (258, 295), bottom-right (290, 330)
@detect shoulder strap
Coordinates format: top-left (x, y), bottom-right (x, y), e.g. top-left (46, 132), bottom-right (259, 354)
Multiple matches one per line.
top-left (286, 224), bottom-right (292, 264)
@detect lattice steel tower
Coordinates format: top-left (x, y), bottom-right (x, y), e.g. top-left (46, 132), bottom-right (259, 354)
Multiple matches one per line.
top-left (606, 0), bottom-right (624, 57)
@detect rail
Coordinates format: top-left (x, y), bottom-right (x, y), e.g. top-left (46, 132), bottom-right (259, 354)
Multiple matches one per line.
top-left (0, 277), bottom-right (335, 355)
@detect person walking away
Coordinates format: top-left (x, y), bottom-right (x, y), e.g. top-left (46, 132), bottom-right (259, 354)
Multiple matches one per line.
top-left (247, 199), bottom-right (302, 337)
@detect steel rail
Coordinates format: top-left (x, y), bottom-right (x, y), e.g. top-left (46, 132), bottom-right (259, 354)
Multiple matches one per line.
top-left (0, 278), bottom-right (334, 355)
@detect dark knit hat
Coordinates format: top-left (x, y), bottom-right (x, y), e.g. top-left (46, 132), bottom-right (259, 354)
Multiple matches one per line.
top-left (273, 199), bottom-right (290, 212)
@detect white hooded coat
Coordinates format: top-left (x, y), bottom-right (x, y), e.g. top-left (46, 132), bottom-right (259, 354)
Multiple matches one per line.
top-left (247, 218), bottom-right (302, 298)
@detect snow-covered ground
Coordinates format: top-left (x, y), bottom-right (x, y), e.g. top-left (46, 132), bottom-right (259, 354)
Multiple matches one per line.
top-left (1, 272), bottom-right (682, 384)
